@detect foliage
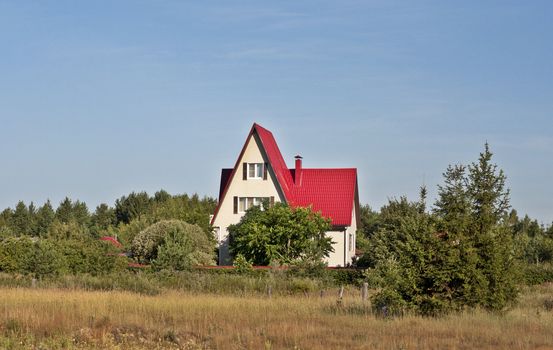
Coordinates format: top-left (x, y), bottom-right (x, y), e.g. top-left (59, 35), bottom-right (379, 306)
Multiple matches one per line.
top-left (132, 220), bottom-right (215, 270)
top-left (365, 144), bottom-right (519, 315)
top-left (228, 203), bottom-right (332, 266)
top-left (522, 263), bottom-right (553, 285)
top-left (0, 236), bottom-right (127, 277)
top-left (233, 254), bottom-right (253, 274)
top-left (0, 190), bottom-right (217, 253)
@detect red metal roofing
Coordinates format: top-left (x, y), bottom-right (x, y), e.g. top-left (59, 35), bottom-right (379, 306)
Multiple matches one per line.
top-left (211, 123), bottom-right (359, 227)
top-left (289, 168), bottom-right (357, 227)
top-left (254, 124), bottom-right (295, 201)
top-left (100, 236), bottom-right (123, 249)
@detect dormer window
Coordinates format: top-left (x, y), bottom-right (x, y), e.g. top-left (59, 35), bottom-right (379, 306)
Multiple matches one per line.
top-left (243, 162), bottom-right (267, 180)
top-left (248, 163), bottom-right (263, 179)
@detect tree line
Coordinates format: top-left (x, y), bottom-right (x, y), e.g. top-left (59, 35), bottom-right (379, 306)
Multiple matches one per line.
top-left (0, 191), bottom-right (216, 244)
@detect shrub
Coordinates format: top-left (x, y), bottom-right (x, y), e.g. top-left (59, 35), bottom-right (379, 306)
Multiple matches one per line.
top-left (233, 254), bottom-right (253, 274)
top-left (132, 220), bottom-right (215, 270)
top-left (523, 263), bottom-right (553, 285)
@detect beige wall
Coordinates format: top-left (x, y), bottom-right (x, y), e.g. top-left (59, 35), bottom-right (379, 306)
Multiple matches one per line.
top-left (322, 201), bottom-right (358, 267)
top-left (324, 230), bottom-right (346, 267)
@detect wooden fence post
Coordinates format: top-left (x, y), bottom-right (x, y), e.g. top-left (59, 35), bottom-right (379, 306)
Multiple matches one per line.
top-left (362, 282), bottom-right (368, 302)
top-left (267, 285), bottom-right (272, 298)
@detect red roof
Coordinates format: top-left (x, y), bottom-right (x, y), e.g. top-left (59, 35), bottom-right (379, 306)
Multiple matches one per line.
top-left (289, 168), bottom-right (358, 227)
top-left (211, 123), bottom-right (359, 227)
top-left (100, 236), bottom-right (123, 249)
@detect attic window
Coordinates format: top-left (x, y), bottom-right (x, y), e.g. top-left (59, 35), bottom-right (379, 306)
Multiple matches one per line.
top-left (248, 163), bottom-right (264, 179)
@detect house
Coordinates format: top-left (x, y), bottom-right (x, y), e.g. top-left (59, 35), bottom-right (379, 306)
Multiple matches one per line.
top-left (211, 123), bottom-right (360, 267)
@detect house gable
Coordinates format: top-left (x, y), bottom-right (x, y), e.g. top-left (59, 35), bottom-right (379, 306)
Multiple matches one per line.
top-left (211, 126), bottom-right (286, 229)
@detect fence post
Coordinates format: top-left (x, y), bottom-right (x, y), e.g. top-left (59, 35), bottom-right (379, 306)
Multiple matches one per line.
top-left (337, 286), bottom-right (344, 306)
top-left (267, 285), bottom-right (272, 298)
top-left (320, 290), bottom-right (325, 299)
top-left (362, 282), bottom-right (368, 302)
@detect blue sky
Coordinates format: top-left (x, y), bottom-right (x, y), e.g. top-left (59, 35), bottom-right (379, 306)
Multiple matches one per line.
top-left (1, 1), bottom-right (552, 224)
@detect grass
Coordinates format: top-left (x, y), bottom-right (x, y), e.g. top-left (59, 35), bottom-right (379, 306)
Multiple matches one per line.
top-left (1, 283), bottom-right (552, 349)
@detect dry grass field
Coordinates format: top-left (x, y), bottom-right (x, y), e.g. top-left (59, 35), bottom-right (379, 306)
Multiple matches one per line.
top-left (1, 283), bottom-right (552, 349)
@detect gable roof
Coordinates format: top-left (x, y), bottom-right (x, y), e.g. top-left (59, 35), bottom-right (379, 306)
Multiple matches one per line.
top-left (211, 123), bottom-right (359, 227)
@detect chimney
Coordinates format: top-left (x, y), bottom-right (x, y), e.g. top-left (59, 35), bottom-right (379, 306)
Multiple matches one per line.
top-left (294, 155), bottom-right (303, 186)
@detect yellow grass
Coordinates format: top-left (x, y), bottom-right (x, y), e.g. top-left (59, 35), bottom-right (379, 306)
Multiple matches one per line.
top-left (1, 284), bottom-right (553, 349)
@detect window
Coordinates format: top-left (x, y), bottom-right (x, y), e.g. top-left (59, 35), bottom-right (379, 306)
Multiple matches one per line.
top-left (238, 197), bottom-right (269, 213)
top-left (248, 163), bottom-right (264, 179)
top-left (348, 233), bottom-right (354, 252)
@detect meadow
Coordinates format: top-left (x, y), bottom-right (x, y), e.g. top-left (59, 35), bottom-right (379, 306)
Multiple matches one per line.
top-left (1, 283), bottom-right (552, 349)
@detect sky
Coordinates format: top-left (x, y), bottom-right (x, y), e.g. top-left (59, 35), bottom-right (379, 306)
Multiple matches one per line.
top-left (1, 1), bottom-right (552, 224)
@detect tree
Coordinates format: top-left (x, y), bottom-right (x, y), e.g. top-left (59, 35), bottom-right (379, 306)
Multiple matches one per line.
top-left (366, 144), bottom-right (519, 314)
top-left (228, 203), bottom-right (333, 266)
top-left (115, 192), bottom-right (152, 224)
top-left (467, 143), bottom-right (510, 235)
top-left (35, 200), bottom-right (55, 237)
top-left (433, 143), bottom-right (517, 310)
top-left (131, 220), bottom-right (215, 269)
top-left (90, 203), bottom-right (116, 236)
top-left (11, 201), bottom-right (30, 236)
top-left (55, 197), bottom-right (74, 224)
top-left (365, 194), bottom-right (460, 315)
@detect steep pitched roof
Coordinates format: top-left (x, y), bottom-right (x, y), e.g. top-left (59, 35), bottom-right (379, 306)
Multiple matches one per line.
top-left (211, 123), bottom-right (359, 227)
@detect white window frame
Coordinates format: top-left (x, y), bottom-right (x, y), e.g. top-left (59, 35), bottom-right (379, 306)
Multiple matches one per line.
top-left (238, 197), bottom-right (268, 213)
top-left (247, 163), bottom-right (264, 179)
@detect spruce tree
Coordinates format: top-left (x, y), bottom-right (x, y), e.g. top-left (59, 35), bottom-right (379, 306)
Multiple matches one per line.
top-left (35, 200), bottom-right (55, 237)
top-left (11, 201), bottom-right (30, 236)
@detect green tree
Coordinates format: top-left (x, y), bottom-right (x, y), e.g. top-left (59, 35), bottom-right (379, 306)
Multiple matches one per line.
top-left (55, 197), bottom-right (74, 224)
top-left (433, 144), bottom-right (517, 310)
top-left (467, 143), bottom-right (518, 310)
top-left (72, 200), bottom-right (90, 227)
top-left (90, 203), bottom-right (116, 236)
top-left (11, 201), bottom-right (30, 236)
top-left (35, 200), bottom-right (55, 237)
top-left (366, 144), bottom-right (519, 314)
top-left (228, 203), bottom-right (333, 266)
top-left (115, 192), bottom-right (152, 224)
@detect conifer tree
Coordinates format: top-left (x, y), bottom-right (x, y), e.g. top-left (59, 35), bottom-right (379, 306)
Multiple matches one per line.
top-left (11, 201), bottom-right (30, 236)
top-left (35, 200), bottom-right (55, 237)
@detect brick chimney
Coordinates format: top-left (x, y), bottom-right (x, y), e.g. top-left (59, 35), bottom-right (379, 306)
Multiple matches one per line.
top-left (294, 155), bottom-right (303, 186)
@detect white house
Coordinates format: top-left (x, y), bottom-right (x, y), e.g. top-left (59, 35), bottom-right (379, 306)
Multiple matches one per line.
top-left (211, 123), bottom-right (360, 267)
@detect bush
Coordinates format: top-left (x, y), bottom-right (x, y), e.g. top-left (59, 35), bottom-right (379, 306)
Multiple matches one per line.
top-left (0, 236), bottom-right (128, 277)
top-left (0, 237), bottom-right (35, 273)
top-left (132, 220), bottom-right (215, 270)
top-left (523, 264), bottom-right (553, 285)
top-left (371, 288), bottom-right (407, 318)
top-left (233, 254), bottom-right (253, 274)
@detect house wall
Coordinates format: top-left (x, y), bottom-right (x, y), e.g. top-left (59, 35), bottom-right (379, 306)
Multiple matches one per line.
top-left (322, 203), bottom-right (357, 267)
top-left (324, 230), bottom-right (347, 266)
top-left (346, 202), bottom-right (357, 263)
top-left (212, 133), bottom-right (284, 265)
